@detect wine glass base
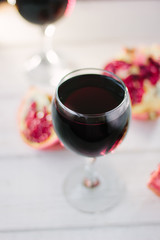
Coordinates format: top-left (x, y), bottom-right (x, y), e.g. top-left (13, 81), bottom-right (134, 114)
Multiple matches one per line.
top-left (24, 50), bottom-right (72, 87)
top-left (63, 163), bottom-right (125, 213)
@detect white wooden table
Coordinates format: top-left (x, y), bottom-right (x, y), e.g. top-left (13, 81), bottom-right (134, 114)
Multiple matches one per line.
top-left (1, 1), bottom-right (160, 239)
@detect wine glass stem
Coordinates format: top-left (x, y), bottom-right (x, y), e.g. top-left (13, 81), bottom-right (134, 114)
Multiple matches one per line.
top-left (41, 24), bottom-right (55, 54)
top-left (83, 158), bottom-right (100, 188)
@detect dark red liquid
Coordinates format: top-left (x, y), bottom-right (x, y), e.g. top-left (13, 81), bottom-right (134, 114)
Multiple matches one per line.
top-left (16, 0), bottom-right (68, 25)
top-left (52, 74), bottom-right (130, 157)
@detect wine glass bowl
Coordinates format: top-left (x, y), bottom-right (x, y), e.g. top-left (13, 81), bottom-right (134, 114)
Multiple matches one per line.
top-left (15, 0), bottom-right (68, 25)
top-left (52, 68), bottom-right (131, 213)
top-left (53, 69), bottom-right (130, 157)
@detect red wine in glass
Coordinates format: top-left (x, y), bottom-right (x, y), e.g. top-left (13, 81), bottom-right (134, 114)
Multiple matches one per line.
top-left (15, 0), bottom-right (68, 25)
top-left (53, 72), bottom-right (130, 157)
top-left (52, 68), bottom-right (131, 213)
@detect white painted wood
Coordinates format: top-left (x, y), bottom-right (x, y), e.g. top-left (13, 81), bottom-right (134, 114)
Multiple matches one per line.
top-left (0, 226), bottom-right (160, 240)
top-left (0, 151), bottom-right (159, 230)
top-left (0, 1), bottom-right (160, 239)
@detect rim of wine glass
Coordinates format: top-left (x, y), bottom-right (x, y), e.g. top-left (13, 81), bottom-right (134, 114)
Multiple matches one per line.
top-left (55, 68), bottom-right (130, 119)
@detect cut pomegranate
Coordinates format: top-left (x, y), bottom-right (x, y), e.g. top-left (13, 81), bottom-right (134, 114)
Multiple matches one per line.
top-left (18, 87), bottom-right (60, 150)
top-left (104, 46), bottom-right (160, 120)
top-left (124, 74), bottom-right (144, 105)
top-left (148, 165), bottom-right (160, 197)
top-left (104, 60), bottom-right (131, 73)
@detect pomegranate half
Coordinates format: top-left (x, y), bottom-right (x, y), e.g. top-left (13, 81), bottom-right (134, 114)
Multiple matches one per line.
top-left (18, 87), bottom-right (60, 150)
top-left (104, 45), bottom-right (160, 120)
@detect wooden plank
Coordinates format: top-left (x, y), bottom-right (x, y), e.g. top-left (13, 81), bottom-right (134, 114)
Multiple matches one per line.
top-left (0, 225), bottom-right (160, 240)
top-left (0, 151), bottom-right (159, 230)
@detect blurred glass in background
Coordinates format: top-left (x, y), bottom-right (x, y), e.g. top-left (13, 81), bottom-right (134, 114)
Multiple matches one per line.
top-left (5, 0), bottom-right (76, 87)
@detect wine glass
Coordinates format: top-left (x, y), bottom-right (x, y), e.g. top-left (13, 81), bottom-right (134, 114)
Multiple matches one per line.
top-left (8, 0), bottom-right (76, 86)
top-left (52, 68), bottom-right (131, 213)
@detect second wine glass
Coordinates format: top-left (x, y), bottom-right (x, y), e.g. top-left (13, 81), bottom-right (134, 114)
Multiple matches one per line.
top-left (11, 0), bottom-right (76, 86)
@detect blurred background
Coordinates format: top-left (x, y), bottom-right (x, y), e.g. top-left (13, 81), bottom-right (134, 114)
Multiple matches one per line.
top-left (0, 0), bottom-right (160, 46)
top-left (0, 0), bottom-right (160, 77)
top-left (1, 0), bottom-right (160, 86)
